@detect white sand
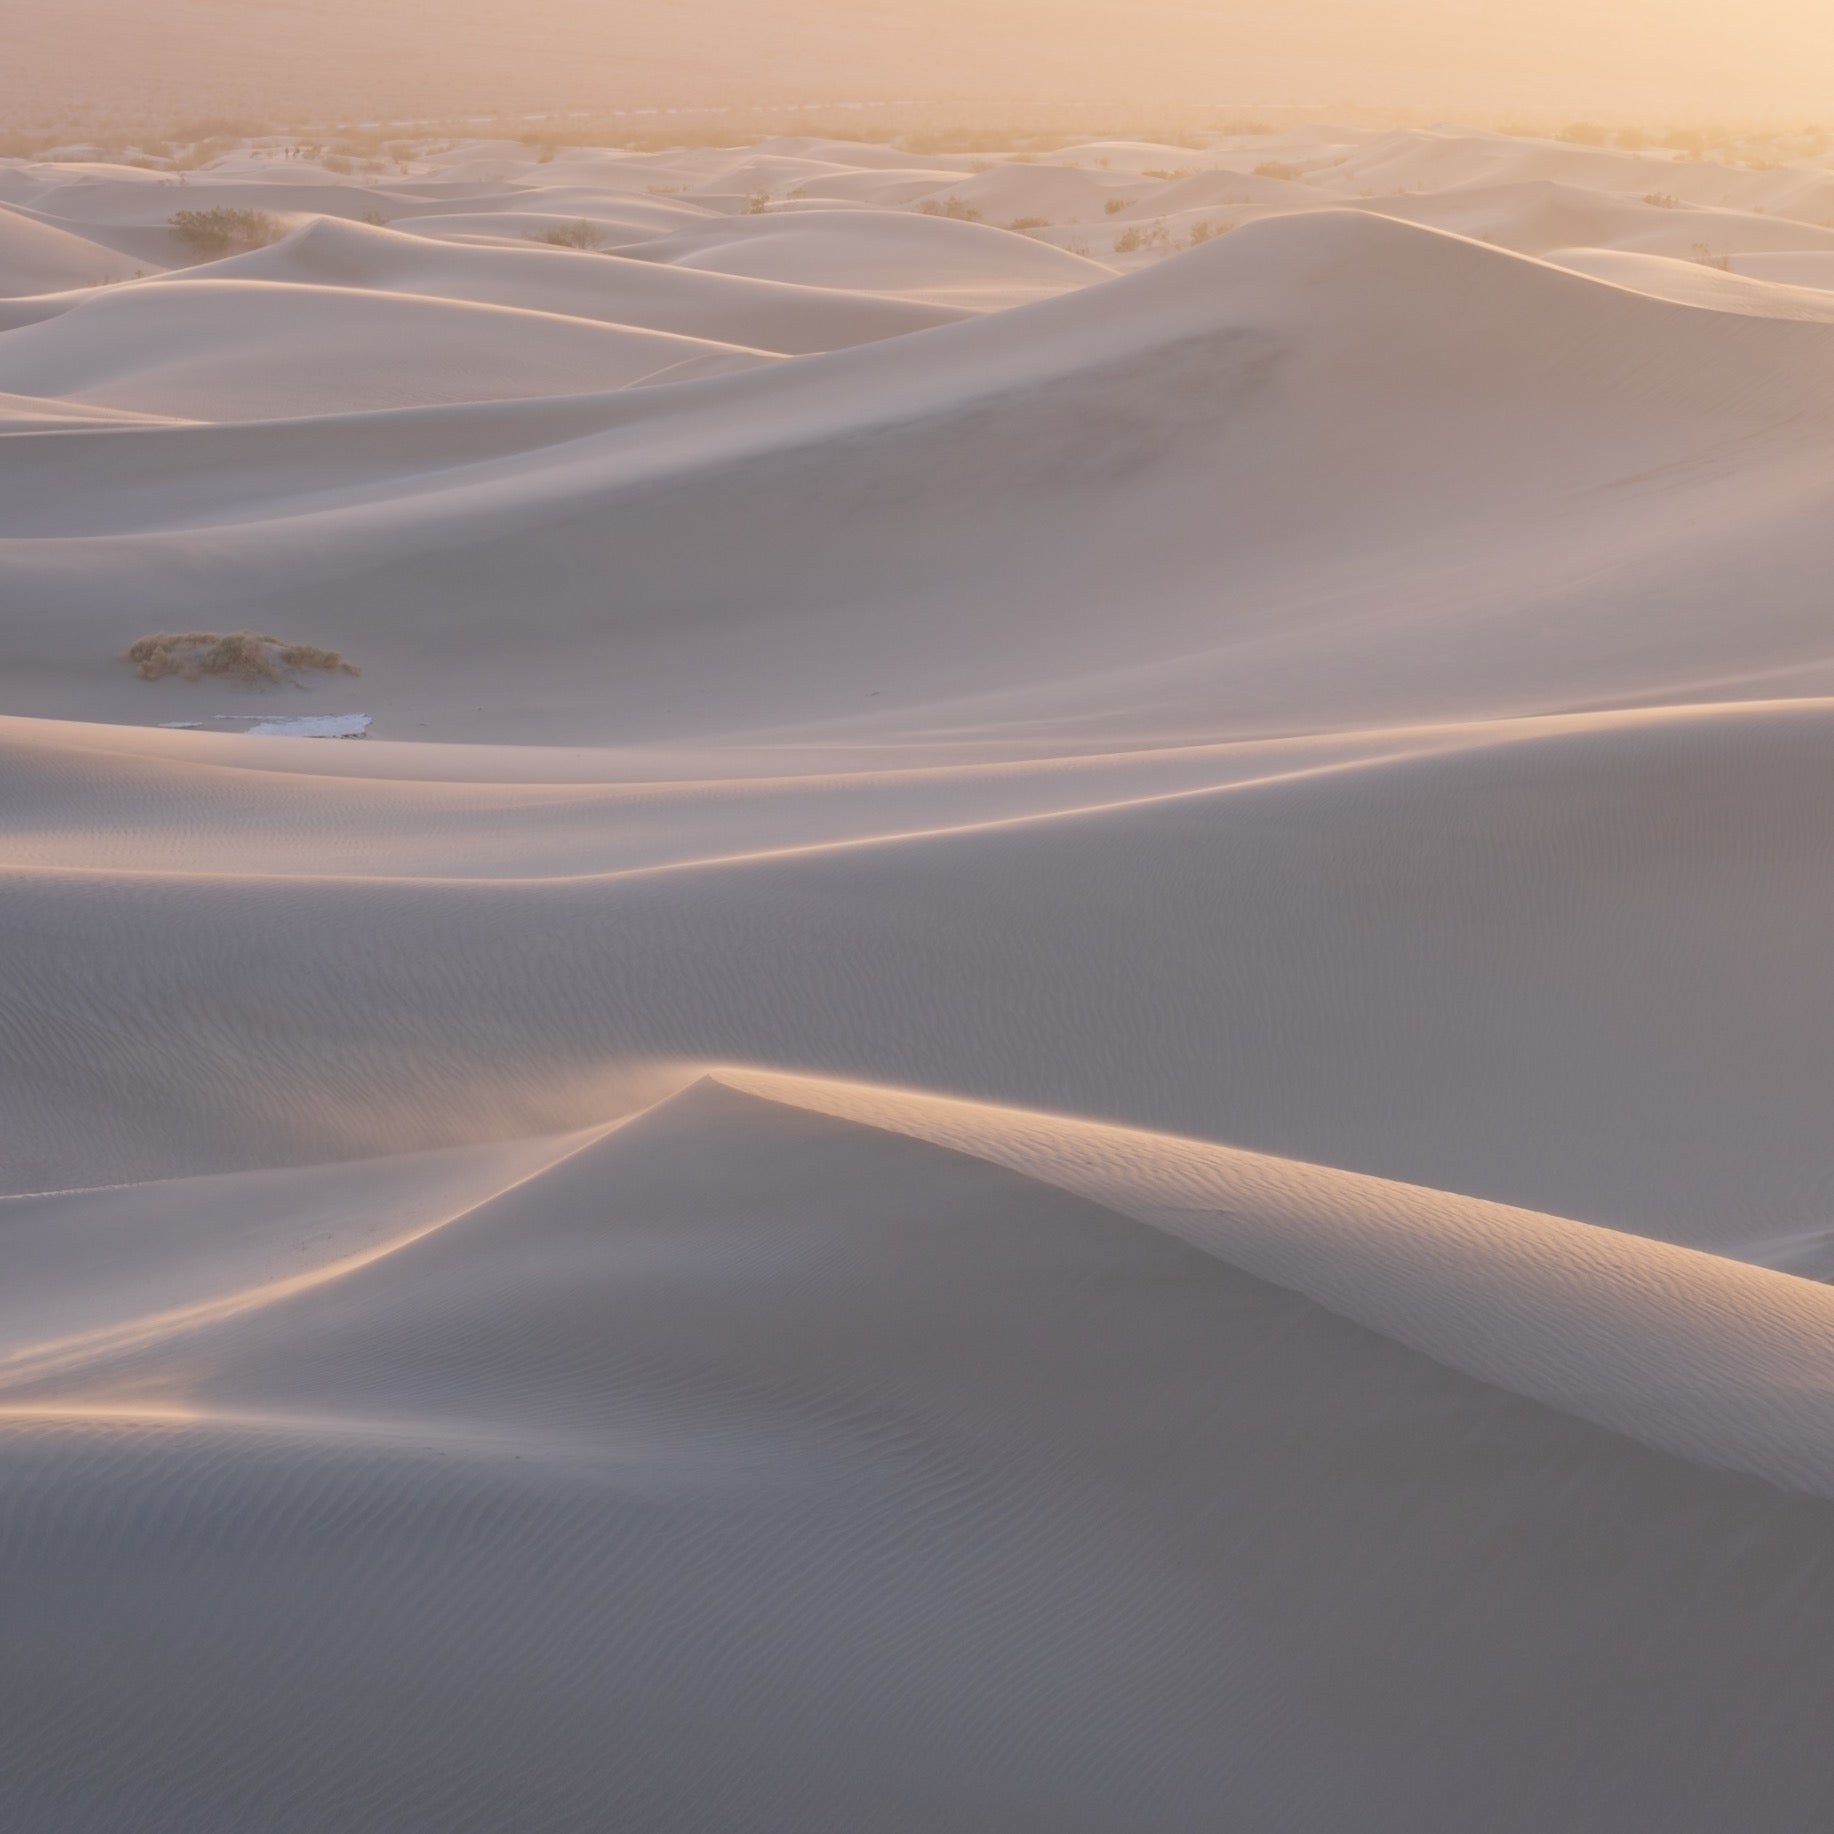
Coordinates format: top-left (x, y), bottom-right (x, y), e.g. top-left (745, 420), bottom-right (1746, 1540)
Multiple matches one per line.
top-left (8, 129), bottom-right (1834, 1828)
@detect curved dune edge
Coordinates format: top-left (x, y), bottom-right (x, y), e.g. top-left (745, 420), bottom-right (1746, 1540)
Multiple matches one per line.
top-left (710, 1067), bottom-right (1834, 1498)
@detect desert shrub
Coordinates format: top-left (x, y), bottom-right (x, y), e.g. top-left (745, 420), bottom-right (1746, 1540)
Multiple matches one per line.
top-left (1104, 197), bottom-right (1132, 215)
top-left (1559, 122), bottom-right (1610, 147)
top-left (1114, 223), bottom-right (1169, 254)
top-left (1690, 243), bottom-right (1732, 271)
top-left (528, 219), bottom-right (602, 249)
top-left (1643, 192), bottom-right (1679, 208)
top-left (1188, 219), bottom-right (1228, 246)
top-left (359, 209), bottom-right (387, 226)
top-left (920, 196), bottom-right (982, 221)
top-left (1254, 160), bottom-right (1301, 180)
top-left (1143, 168), bottom-right (1194, 181)
top-left (322, 152), bottom-right (354, 174)
top-left (168, 207), bottom-right (281, 258)
top-left (125, 631), bottom-right (359, 686)
top-left (1006, 216), bottom-right (1050, 231)
top-left (745, 192), bottom-right (771, 214)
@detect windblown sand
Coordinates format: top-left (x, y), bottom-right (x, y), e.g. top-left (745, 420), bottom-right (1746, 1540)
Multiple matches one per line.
top-left (8, 127), bottom-right (1834, 1830)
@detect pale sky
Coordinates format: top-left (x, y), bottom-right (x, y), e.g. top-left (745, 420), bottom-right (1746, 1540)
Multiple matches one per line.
top-left (9, 1), bottom-right (1831, 130)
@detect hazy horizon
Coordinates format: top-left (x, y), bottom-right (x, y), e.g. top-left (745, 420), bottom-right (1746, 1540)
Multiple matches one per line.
top-left (9, 0), bottom-right (1832, 135)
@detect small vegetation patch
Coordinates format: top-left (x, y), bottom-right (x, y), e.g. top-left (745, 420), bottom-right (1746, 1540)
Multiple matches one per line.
top-left (1642, 192), bottom-right (1680, 209)
top-left (920, 196), bottom-right (982, 221)
top-left (1113, 223), bottom-right (1170, 254)
top-left (527, 219), bottom-right (603, 249)
top-left (1006, 216), bottom-right (1050, 231)
top-left (1253, 160), bottom-right (1302, 181)
top-left (125, 631), bottom-right (360, 686)
top-left (168, 207), bottom-right (281, 259)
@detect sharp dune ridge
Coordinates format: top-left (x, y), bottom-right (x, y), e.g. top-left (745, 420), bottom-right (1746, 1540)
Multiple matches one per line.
top-left (10, 125), bottom-right (1834, 1829)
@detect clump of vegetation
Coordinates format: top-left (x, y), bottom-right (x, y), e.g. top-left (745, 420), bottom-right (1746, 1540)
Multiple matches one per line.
top-left (1143, 168), bottom-right (1194, 181)
top-left (920, 196), bottom-right (982, 221)
top-left (1642, 192), bottom-right (1680, 209)
top-left (168, 207), bottom-right (281, 259)
top-left (1103, 198), bottom-right (1133, 215)
top-left (745, 192), bottom-right (772, 214)
top-left (528, 219), bottom-right (603, 249)
top-left (1254, 160), bottom-right (1302, 181)
top-left (1558, 122), bottom-right (1610, 147)
top-left (1690, 244), bottom-right (1732, 271)
top-left (1114, 223), bottom-right (1169, 254)
top-left (124, 631), bottom-right (359, 686)
top-left (1006, 216), bottom-right (1050, 232)
top-left (1188, 220), bottom-right (1228, 246)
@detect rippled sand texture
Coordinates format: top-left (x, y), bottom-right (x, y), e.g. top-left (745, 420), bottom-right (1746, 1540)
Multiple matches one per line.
top-left (8, 127), bottom-right (1834, 1830)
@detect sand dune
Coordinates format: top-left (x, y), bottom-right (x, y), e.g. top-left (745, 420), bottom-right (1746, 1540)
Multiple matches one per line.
top-left (9, 129), bottom-right (1834, 1827)
top-left (186, 218), bottom-right (979, 351)
top-left (0, 205), bottom-right (147, 297)
top-left (0, 277), bottom-right (776, 419)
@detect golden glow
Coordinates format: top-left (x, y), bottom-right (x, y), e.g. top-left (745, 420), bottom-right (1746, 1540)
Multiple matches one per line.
top-left (9, 3), bottom-right (1833, 136)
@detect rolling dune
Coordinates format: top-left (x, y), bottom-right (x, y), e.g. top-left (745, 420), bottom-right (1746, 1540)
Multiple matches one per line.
top-left (8, 127), bottom-right (1834, 1828)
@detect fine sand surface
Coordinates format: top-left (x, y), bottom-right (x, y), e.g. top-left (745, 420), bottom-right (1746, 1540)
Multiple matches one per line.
top-left (8, 128), bottom-right (1834, 1829)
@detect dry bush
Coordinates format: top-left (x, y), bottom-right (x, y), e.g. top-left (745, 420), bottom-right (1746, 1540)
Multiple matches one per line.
top-left (1253, 160), bottom-right (1302, 181)
top-left (1643, 192), bottom-right (1680, 208)
top-left (125, 631), bottom-right (360, 686)
top-left (1113, 223), bottom-right (1169, 254)
top-left (919, 196), bottom-right (982, 221)
top-left (528, 219), bottom-right (603, 249)
top-left (1104, 198), bottom-right (1132, 215)
top-left (168, 207), bottom-right (281, 258)
top-left (1006, 215), bottom-right (1050, 231)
